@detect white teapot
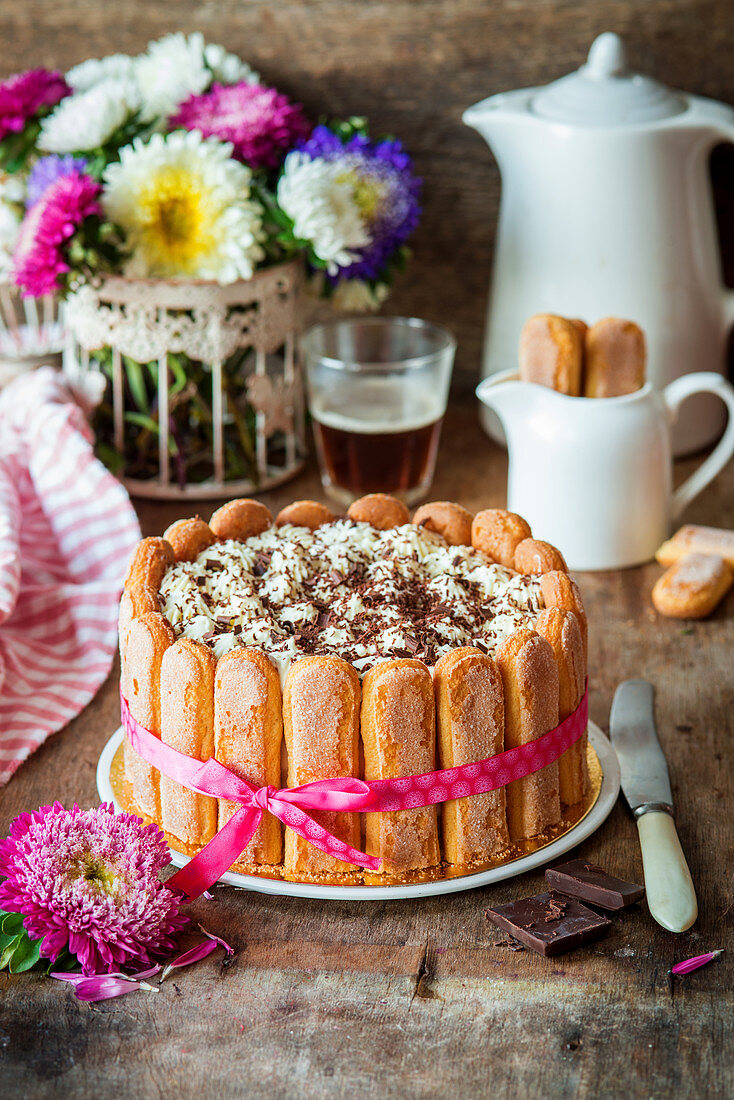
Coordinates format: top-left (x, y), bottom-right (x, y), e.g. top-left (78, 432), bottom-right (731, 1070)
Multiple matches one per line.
top-left (476, 370), bottom-right (734, 571)
top-left (464, 32), bottom-right (734, 455)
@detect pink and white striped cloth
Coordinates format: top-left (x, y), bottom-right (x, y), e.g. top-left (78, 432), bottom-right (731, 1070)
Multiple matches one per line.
top-left (0, 367), bottom-right (140, 785)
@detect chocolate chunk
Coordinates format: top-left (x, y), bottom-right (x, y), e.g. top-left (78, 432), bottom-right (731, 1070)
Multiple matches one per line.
top-left (485, 892), bottom-right (610, 957)
top-left (544, 859), bottom-right (645, 911)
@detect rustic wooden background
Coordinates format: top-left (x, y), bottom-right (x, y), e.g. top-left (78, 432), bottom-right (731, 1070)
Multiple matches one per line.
top-left (1, 0), bottom-right (733, 390)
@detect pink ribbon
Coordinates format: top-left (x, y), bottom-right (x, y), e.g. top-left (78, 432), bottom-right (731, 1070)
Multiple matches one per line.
top-left (120, 684), bottom-right (588, 900)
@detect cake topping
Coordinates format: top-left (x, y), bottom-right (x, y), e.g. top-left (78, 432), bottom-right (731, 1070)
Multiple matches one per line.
top-left (159, 519), bottom-right (543, 679)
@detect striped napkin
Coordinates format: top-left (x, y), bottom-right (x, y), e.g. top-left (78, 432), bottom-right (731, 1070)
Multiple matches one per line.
top-left (0, 367), bottom-right (140, 785)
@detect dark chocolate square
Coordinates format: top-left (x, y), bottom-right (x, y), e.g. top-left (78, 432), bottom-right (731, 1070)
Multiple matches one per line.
top-left (486, 891), bottom-right (611, 957)
top-left (545, 859), bottom-right (645, 910)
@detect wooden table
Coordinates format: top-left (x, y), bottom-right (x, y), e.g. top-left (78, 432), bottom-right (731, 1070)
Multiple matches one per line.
top-left (1, 398), bottom-right (732, 1099)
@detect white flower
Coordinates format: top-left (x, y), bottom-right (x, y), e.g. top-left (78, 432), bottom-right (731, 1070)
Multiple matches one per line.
top-left (38, 79), bottom-right (141, 154)
top-left (330, 279), bottom-right (389, 312)
top-left (0, 202), bottom-right (21, 278)
top-left (102, 130), bottom-right (265, 283)
top-left (203, 43), bottom-right (259, 86)
top-left (277, 153), bottom-right (370, 276)
top-left (135, 33), bottom-right (212, 120)
top-left (66, 53), bottom-right (138, 92)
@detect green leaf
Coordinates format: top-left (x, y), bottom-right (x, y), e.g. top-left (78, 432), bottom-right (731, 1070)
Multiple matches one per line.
top-left (1, 911), bottom-right (25, 937)
top-left (0, 934), bottom-right (22, 969)
top-left (9, 935), bottom-right (42, 973)
top-left (44, 947), bottom-right (77, 975)
top-left (123, 356), bottom-right (149, 411)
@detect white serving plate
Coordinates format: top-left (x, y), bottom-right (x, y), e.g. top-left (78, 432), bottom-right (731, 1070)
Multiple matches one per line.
top-left (97, 722), bottom-right (620, 901)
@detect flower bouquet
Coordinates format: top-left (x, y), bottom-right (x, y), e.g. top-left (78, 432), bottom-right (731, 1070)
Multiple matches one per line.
top-left (0, 34), bottom-right (421, 495)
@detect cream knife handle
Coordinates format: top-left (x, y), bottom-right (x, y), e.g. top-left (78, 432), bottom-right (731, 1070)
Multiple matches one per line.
top-left (636, 809), bottom-right (698, 933)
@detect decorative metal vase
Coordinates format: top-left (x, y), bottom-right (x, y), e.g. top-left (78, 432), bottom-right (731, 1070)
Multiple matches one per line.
top-left (0, 285), bottom-right (64, 388)
top-left (62, 261), bottom-right (305, 499)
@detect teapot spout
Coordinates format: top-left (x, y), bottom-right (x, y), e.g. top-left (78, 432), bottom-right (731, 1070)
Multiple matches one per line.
top-left (462, 91), bottom-right (531, 150)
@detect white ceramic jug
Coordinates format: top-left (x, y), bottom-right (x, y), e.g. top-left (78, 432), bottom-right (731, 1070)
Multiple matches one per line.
top-left (464, 32), bottom-right (734, 456)
top-left (476, 370), bottom-right (734, 571)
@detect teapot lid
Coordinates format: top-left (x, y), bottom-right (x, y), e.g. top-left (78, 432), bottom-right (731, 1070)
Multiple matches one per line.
top-left (530, 32), bottom-right (687, 126)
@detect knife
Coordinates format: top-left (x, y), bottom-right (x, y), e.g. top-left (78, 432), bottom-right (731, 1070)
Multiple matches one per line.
top-left (609, 679), bottom-right (697, 933)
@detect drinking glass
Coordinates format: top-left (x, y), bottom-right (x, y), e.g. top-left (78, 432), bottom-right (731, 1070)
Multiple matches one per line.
top-left (301, 317), bottom-right (456, 507)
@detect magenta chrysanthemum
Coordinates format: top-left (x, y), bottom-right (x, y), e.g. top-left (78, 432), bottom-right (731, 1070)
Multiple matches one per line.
top-left (0, 802), bottom-right (187, 975)
top-left (12, 170), bottom-right (102, 297)
top-left (170, 81), bottom-right (311, 170)
top-left (0, 68), bottom-right (70, 142)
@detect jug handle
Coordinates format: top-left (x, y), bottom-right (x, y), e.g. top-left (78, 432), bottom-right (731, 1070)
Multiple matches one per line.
top-left (709, 121), bottom-right (734, 327)
top-left (664, 372), bottom-right (734, 520)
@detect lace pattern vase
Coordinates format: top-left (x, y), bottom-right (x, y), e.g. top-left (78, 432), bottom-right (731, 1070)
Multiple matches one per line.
top-left (62, 261), bottom-right (305, 499)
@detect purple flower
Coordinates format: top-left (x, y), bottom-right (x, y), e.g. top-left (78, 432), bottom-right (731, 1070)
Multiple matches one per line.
top-left (170, 81), bottom-right (311, 170)
top-left (0, 69), bottom-right (70, 142)
top-left (26, 155), bottom-right (89, 208)
top-left (297, 125), bottom-right (421, 282)
top-left (0, 802), bottom-right (187, 974)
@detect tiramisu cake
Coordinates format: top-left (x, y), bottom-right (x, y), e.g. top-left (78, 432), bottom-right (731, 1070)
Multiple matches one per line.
top-left (119, 494), bottom-right (590, 884)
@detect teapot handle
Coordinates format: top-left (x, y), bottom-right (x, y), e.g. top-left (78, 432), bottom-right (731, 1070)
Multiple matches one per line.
top-left (664, 372), bottom-right (734, 520)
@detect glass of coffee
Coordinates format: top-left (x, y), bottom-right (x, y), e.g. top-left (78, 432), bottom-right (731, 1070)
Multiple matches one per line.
top-left (301, 317), bottom-right (456, 507)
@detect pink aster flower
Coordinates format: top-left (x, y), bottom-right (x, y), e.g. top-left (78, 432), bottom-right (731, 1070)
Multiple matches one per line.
top-left (0, 68), bottom-right (70, 142)
top-left (0, 802), bottom-right (187, 975)
top-left (12, 170), bottom-right (102, 297)
top-left (170, 81), bottom-right (311, 170)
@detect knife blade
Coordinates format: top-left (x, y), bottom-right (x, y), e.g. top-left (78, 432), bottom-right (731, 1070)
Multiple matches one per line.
top-left (610, 679), bottom-right (697, 933)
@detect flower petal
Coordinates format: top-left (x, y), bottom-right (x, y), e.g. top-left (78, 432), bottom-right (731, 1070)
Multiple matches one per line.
top-left (198, 924), bottom-right (234, 954)
top-left (670, 950), bottom-right (723, 976)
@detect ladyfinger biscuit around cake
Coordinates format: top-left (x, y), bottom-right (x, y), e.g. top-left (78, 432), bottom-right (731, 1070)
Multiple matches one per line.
top-left (361, 659), bottom-right (440, 876)
top-left (121, 612), bottom-right (175, 820)
top-left (163, 517), bottom-right (216, 563)
top-left (495, 629), bottom-right (561, 841)
top-left (656, 525), bottom-right (734, 571)
top-left (519, 314), bottom-right (583, 396)
top-left (535, 608), bottom-right (589, 806)
top-left (539, 571), bottom-right (588, 667)
top-left (124, 537), bottom-right (175, 591)
top-left (434, 648), bottom-right (509, 864)
top-left (159, 638), bottom-right (218, 851)
top-left (515, 538), bottom-right (568, 575)
top-left (413, 501), bottom-right (473, 546)
top-left (584, 318), bottom-right (646, 398)
top-left (214, 649), bottom-right (283, 869)
top-left (275, 500), bottom-right (334, 530)
top-left (210, 498), bottom-right (273, 541)
top-left (471, 509), bottom-right (532, 568)
top-left (347, 493), bottom-right (410, 530)
top-left (119, 584), bottom-right (159, 705)
top-left (283, 656), bottom-right (362, 882)
top-left (652, 553), bottom-right (733, 619)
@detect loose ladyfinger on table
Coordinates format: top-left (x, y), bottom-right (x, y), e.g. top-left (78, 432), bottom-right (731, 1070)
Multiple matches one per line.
top-left (347, 493), bottom-right (410, 530)
top-left (535, 608), bottom-right (589, 807)
top-left (210, 498), bottom-right (273, 541)
top-left (495, 628), bottom-right (561, 841)
top-left (124, 536), bottom-right (175, 590)
top-left (584, 317), bottom-right (646, 398)
top-left (214, 649), bottom-right (283, 870)
top-left (434, 647), bottom-right (509, 864)
top-left (471, 509), bottom-right (532, 568)
top-left (361, 659), bottom-right (440, 877)
top-left (515, 538), bottom-right (568, 575)
top-left (282, 656), bottom-right (362, 883)
top-left (656, 524), bottom-right (734, 571)
top-left (652, 553), bottom-right (733, 620)
top-left (539, 571), bottom-right (588, 667)
top-left (159, 638), bottom-right (218, 852)
top-left (163, 517), bottom-right (216, 563)
top-left (519, 314), bottom-right (584, 396)
top-left (121, 611), bottom-right (175, 820)
top-left (275, 500), bottom-right (334, 530)
top-left (412, 501), bottom-right (474, 546)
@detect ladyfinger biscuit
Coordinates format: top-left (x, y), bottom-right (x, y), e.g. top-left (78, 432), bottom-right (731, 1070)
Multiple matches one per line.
top-left (535, 608), bottom-right (589, 806)
top-left (652, 553), bottom-right (733, 620)
top-left (413, 501), bottom-right (473, 546)
top-left (656, 525), bottom-right (734, 571)
top-left (347, 493), bottom-right (410, 530)
top-left (121, 612), bottom-right (175, 820)
top-left (163, 517), bottom-right (216, 563)
top-left (283, 656), bottom-right (362, 882)
top-left (570, 319), bottom-right (588, 344)
top-left (210, 498), bottom-right (273, 541)
top-left (124, 536), bottom-right (174, 591)
top-left (584, 318), bottom-right (646, 398)
top-left (519, 314), bottom-right (583, 396)
top-left (471, 509), bottom-right (532, 568)
top-left (119, 584), bottom-right (159, 706)
top-left (361, 659), bottom-right (440, 876)
top-left (515, 538), bottom-right (568, 575)
top-left (159, 638), bottom-right (218, 851)
top-left (495, 629), bottom-right (561, 840)
top-left (275, 500), bottom-right (334, 530)
top-left (214, 649), bottom-right (283, 869)
top-left (434, 648), bottom-right (509, 864)
top-left (539, 571), bottom-right (588, 668)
